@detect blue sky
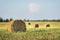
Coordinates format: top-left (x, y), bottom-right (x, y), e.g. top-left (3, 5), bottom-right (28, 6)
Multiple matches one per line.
top-left (0, 0), bottom-right (60, 20)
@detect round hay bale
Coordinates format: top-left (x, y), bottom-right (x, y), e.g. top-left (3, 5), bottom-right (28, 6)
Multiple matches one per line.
top-left (35, 24), bottom-right (39, 28)
top-left (46, 24), bottom-right (50, 27)
top-left (11, 20), bottom-right (26, 32)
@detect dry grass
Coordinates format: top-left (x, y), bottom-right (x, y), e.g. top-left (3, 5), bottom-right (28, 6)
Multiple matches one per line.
top-left (0, 28), bottom-right (60, 40)
top-left (0, 21), bottom-right (60, 40)
top-left (25, 22), bottom-right (60, 29)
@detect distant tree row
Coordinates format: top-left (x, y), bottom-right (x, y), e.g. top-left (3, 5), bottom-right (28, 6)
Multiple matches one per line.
top-left (23, 19), bottom-right (60, 22)
top-left (0, 17), bottom-right (13, 22)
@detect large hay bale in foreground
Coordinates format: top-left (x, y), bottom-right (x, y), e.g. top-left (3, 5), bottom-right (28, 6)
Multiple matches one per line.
top-left (11, 20), bottom-right (26, 32)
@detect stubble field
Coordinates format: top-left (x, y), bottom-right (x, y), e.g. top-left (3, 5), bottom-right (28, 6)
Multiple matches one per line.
top-left (0, 22), bottom-right (60, 40)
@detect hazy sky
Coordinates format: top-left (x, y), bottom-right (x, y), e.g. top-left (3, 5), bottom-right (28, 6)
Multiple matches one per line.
top-left (0, 0), bottom-right (60, 20)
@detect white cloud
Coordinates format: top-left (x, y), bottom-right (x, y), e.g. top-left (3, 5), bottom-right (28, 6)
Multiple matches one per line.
top-left (28, 3), bottom-right (40, 13)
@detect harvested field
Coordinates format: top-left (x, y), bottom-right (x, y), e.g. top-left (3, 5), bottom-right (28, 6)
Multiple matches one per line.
top-left (25, 22), bottom-right (60, 29)
top-left (0, 28), bottom-right (60, 40)
top-left (0, 21), bottom-right (60, 32)
top-left (0, 20), bottom-right (26, 32)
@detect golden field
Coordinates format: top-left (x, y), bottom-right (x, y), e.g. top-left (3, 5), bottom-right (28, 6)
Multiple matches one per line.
top-left (0, 21), bottom-right (14, 32)
top-left (0, 21), bottom-right (60, 40)
top-left (0, 21), bottom-right (60, 32)
top-left (25, 22), bottom-right (60, 29)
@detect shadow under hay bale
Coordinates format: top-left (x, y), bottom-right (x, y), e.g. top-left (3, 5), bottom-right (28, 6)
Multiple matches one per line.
top-left (11, 20), bottom-right (26, 32)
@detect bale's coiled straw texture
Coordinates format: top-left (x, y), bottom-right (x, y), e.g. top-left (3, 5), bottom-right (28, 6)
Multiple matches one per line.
top-left (11, 20), bottom-right (26, 32)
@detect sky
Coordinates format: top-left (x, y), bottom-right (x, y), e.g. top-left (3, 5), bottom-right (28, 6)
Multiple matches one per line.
top-left (0, 0), bottom-right (60, 20)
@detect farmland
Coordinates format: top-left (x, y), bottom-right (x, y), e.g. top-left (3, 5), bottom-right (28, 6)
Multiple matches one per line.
top-left (0, 21), bottom-right (60, 31)
top-left (0, 21), bottom-right (60, 40)
top-left (0, 28), bottom-right (60, 40)
top-left (25, 22), bottom-right (60, 29)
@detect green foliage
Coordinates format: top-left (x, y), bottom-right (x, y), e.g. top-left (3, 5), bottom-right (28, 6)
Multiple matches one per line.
top-left (5, 19), bottom-right (9, 22)
top-left (0, 28), bottom-right (60, 40)
top-left (10, 18), bottom-right (13, 21)
top-left (0, 17), bottom-right (3, 22)
top-left (24, 19), bottom-right (60, 22)
top-left (0, 17), bottom-right (13, 22)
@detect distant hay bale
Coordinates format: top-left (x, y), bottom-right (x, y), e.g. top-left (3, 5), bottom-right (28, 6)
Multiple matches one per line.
top-left (35, 24), bottom-right (39, 28)
top-left (46, 24), bottom-right (50, 27)
top-left (11, 20), bottom-right (26, 32)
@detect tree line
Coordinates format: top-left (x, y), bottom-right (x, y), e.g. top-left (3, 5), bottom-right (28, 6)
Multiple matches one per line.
top-left (0, 17), bottom-right (13, 22)
top-left (0, 17), bottom-right (60, 22)
top-left (24, 19), bottom-right (60, 22)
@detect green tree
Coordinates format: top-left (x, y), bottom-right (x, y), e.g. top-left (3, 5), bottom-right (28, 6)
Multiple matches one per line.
top-left (0, 17), bottom-right (3, 22)
top-left (10, 18), bottom-right (13, 21)
top-left (24, 19), bottom-right (26, 21)
top-left (5, 19), bottom-right (9, 22)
